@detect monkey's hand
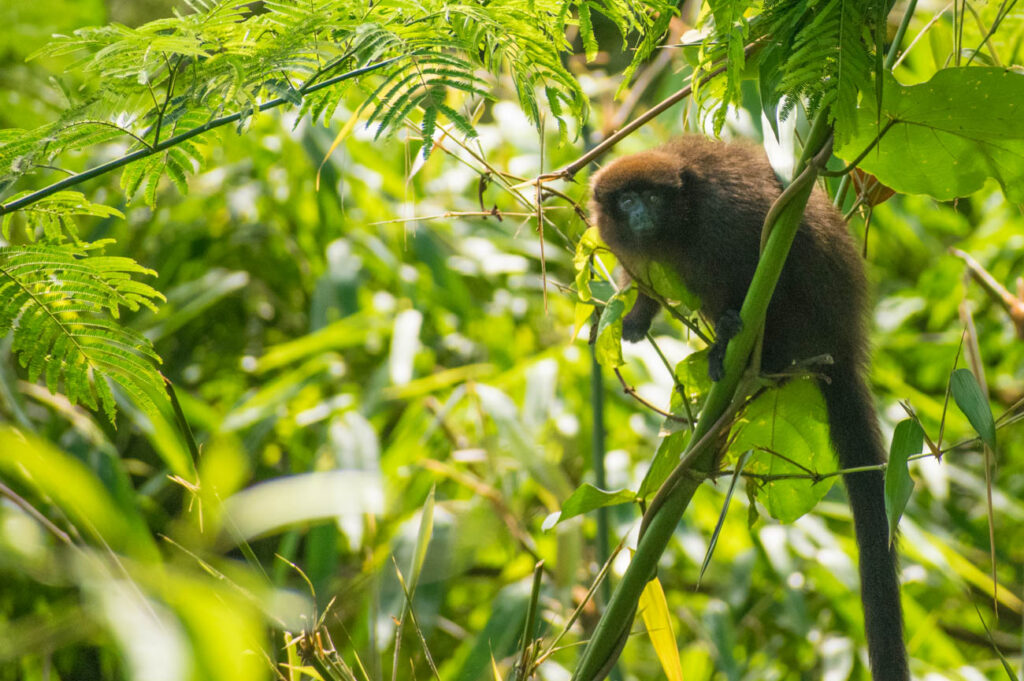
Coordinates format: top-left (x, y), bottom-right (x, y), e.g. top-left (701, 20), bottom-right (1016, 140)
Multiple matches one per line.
top-left (621, 292), bottom-right (662, 342)
top-left (708, 310), bottom-right (743, 381)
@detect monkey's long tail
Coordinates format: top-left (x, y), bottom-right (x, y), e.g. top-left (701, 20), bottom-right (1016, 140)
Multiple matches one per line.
top-left (820, 366), bottom-right (909, 681)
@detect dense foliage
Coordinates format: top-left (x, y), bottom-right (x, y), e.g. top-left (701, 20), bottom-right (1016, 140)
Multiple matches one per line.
top-left (1, 1), bottom-right (1022, 681)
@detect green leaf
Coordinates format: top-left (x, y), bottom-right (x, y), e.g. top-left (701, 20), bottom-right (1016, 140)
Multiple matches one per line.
top-left (699, 451), bottom-right (750, 586)
top-left (646, 260), bottom-right (701, 311)
top-left (408, 486), bottom-right (435, 596)
top-left (732, 379), bottom-right (836, 523)
top-left (884, 419), bottom-right (923, 546)
top-left (577, 2), bottom-right (598, 62)
top-left (573, 227), bottom-right (604, 303)
top-left (835, 68), bottom-right (1024, 202)
top-left (265, 79), bottom-right (303, 106)
top-left (950, 368), bottom-right (997, 449)
top-left (594, 289), bottom-right (634, 368)
top-left (544, 483), bottom-right (636, 529)
top-left (667, 351), bottom-right (710, 423)
top-left (758, 44), bottom-right (785, 141)
top-left (2, 190), bottom-right (124, 243)
top-left (589, 280), bottom-right (616, 304)
top-left (638, 429), bottom-right (691, 499)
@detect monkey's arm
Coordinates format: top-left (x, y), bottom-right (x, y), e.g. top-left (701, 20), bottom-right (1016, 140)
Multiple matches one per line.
top-left (622, 292), bottom-right (661, 342)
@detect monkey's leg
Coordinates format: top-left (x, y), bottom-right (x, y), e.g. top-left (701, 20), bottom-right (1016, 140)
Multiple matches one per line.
top-left (708, 310), bottom-right (743, 381)
top-left (622, 292), bottom-right (662, 342)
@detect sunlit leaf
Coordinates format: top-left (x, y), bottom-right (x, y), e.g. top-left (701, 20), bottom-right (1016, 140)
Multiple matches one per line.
top-left (639, 576), bottom-right (684, 681)
top-left (732, 379), bottom-right (836, 522)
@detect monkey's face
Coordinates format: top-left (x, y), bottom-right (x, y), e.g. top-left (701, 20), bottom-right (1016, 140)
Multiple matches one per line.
top-left (607, 187), bottom-right (669, 239)
top-left (590, 151), bottom-right (687, 259)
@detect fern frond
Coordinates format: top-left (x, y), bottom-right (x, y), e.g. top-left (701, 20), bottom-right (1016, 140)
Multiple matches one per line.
top-left (761, 0), bottom-right (881, 139)
top-left (1, 191), bottom-right (124, 244)
top-left (0, 245), bottom-right (166, 422)
top-left (4, 0), bottom-right (675, 209)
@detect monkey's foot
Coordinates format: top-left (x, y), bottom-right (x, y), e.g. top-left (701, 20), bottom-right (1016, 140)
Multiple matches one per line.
top-left (621, 292), bottom-right (660, 342)
top-left (622, 317), bottom-right (651, 342)
top-left (708, 309), bottom-right (743, 381)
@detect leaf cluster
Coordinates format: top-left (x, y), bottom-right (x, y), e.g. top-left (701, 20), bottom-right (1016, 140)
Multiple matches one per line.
top-left (694, 0), bottom-right (885, 140)
top-left (1, 0), bottom-right (673, 198)
top-left (0, 241), bottom-right (165, 421)
top-left (0, 0), bottom-right (673, 422)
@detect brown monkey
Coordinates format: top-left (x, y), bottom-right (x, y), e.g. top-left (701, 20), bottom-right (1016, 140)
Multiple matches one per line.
top-left (589, 136), bottom-right (907, 681)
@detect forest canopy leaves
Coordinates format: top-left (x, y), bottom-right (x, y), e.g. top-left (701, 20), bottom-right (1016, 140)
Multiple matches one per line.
top-left (2, 1), bottom-right (1023, 679)
top-left (835, 68), bottom-right (1024, 202)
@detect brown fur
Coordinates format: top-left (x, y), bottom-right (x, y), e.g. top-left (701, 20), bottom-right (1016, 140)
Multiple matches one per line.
top-left (590, 136), bottom-right (908, 681)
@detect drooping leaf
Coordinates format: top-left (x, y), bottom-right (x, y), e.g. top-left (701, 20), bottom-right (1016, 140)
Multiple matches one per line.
top-left (950, 367), bottom-right (997, 449)
top-left (594, 288), bottom-right (635, 368)
top-left (884, 419), bottom-right (922, 545)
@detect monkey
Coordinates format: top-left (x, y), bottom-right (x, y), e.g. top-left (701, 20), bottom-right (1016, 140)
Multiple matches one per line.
top-left (589, 136), bottom-right (908, 681)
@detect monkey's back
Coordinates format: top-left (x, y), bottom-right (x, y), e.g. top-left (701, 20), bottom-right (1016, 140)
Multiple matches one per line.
top-left (656, 136), bottom-right (870, 376)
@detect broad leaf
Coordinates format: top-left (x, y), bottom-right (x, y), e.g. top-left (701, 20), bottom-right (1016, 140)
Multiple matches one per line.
top-left (732, 378), bottom-right (836, 522)
top-left (836, 68), bottom-right (1024, 202)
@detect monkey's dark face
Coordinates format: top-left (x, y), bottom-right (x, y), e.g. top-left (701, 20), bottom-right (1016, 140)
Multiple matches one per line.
top-left (600, 186), bottom-right (676, 251)
top-left (611, 187), bottom-right (667, 236)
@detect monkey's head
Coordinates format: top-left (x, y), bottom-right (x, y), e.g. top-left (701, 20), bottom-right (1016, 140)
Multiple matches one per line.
top-left (589, 151), bottom-right (689, 257)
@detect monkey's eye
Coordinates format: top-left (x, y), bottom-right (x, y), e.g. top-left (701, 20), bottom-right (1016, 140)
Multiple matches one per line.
top-left (617, 194), bottom-right (638, 212)
top-left (644, 191), bottom-right (662, 207)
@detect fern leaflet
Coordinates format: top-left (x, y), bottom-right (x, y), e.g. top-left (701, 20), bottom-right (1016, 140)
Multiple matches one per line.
top-left (0, 245), bottom-right (166, 422)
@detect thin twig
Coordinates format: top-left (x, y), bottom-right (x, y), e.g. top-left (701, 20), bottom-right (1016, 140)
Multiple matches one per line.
top-left (950, 247), bottom-right (1024, 338)
top-left (612, 368), bottom-right (690, 423)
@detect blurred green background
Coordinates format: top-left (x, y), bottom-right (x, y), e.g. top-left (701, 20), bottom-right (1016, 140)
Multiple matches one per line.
top-left (1, 2), bottom-right (1022, 680)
